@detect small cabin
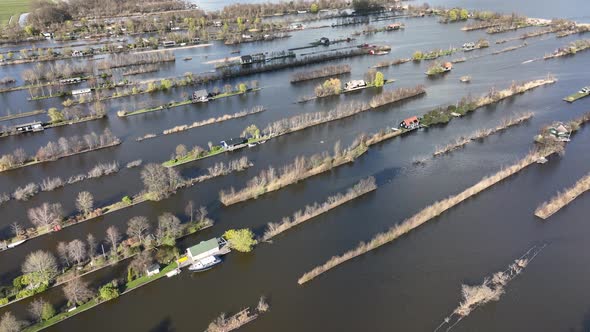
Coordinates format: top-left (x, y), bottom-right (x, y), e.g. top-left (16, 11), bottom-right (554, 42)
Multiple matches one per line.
top-left (192, 37), bottom-right (201, 44)
top-left (319, 37), bottom-right (330, 45)
top-left (60, 77), bottom-right (82, 85)
top-left (71, 50), bottom-right (84, 57)
top-left (162, 40), bottom-right (176, 48)
top-left (344, 80), bottom-right (367, 90)
top-left (72, 88), bottom-right (91, 95)
top-left (15, 122), bottom-right (44, 133)
top-left (386, 23), bottom-right (402, 31)
top-left (192, 89), bottom-right (209, 103)
top-left (462, 42), bottom-right (476, 51)
top-left (251, 53), bottom-right (266, 62)
top-left (297, 10), bottom-right (307, 14)
top-left (400, 116), bottom-right (420, 130)
top-left (220, 137), bottom-right (248, 149)
top-left (146, 264), bottom-right (160, 277)
top-left (290, 23), bottom-right (304, 30)
top-left (240, 55), bottom-right (253, 65)
top-left (187, 238), bottom-right (220, 262)
top-left (213, 21), bottom-right (223, 27)
top-left (242, 34), bottom-right (253, 39)
top-left (443, 62), bottom-right (453, 71)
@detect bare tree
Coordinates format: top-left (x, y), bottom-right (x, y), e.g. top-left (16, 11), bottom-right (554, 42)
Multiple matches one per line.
top-left (185, 200), bottom-right (194, 223)
top-left (63, 278), bottom-right (94, 306)
top-left (129, 251), bottom-right (153, 277)
top-left (28, 298), bottom-right (49, 323)
top-left (27, 202), bottom-right (63, 229)
top-left (105, 226), bottom-right (121, 254)
top-left (127, 216), bottom-right (150, 243)
top-left (67, 239), bottom-right (87, 265)
top-left (57, 241), bottom-right (70, 267)
top-left (22, 250), bottom-right (59, 285)
top-left (141, 163), bottom-right (183, 199)
top-left (0, 311), bottom-right (23, 332)
top-left (75, 191), bottom-right (94, 215)
top-left (156, 213), bottom-right (182, 244)
top-left (10, 222), bottom-right (23, 238)
top-left (87, 233), bottom-right (97, 259)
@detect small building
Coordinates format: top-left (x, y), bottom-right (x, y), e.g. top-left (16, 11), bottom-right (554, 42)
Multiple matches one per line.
top-left (72, 88), bottom-right (91, 95)
top-left (241, 34), bottom-right (253, 39)
top-left (162, 40), bottom-right (176, 47)
top-left (290, 23), bottom-right (304, 30)
top-left (297, 10), bottom-right (307, 14)
top-left (319, 37), bottom-right (330, 45)
top-left (15, 122), bottom-right (44, 133)
top-left (60, 77), bottom-right (82, 85)
top-left (240, 55), bottom-right (253, 65)
top-left (220, 137), bottom-right (248, 150)
top-left (146, 264), bottom-right (160, 277)
top-left (71, 50), bottom-right (84, 57)
top-left (344, 80), bottom-right (367, 90)
top-left (400, 116), bottom-right (420, 130)
top-left (192, 37), bottom-right (201, 44)
top-left (462, 42), bottom-right (476, 51)
top-left (213, 21), bottom-right (223, 27)
top-left (443, 62), bottom-right (453, 71)
top-left (187, 238), bottom-right (220, 262)
top-left (192, 89), bottom-right (209, 103)
top-left (386, 23), bottom-right (402, 31)
top-left (41, 32), bottom-right (53, 39)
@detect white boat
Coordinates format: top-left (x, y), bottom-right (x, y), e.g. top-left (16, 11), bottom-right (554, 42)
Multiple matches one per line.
top-left (7, 239), bottom-right (26, 248)
top-left (248, 143), bottom-right (257, 147)
top-left (166, 268), bottom-right (181, 277)
top-left (188, 256), bottom-right (221, 272)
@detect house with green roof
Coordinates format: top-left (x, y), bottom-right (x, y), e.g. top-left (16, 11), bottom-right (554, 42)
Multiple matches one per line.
top-left (186, 238), bottom-right (220, 261)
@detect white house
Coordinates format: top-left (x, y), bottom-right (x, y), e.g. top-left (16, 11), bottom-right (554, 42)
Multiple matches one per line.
top-left (146, 264), bottom-right (160, 277)
top-left (186, 238), bottom-right (220, 261)
top-left (344, 80), bottom-right (367, 90)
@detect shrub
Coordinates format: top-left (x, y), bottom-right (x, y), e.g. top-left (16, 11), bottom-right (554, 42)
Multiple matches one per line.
top-left (99, 281), bottom-right (120, 301)
top-left (0, 298), bottom-right (8, 305)
top-left (122, 196), bottom-right (132, 205)
top-left (223, 229), bottom-right (257, 252)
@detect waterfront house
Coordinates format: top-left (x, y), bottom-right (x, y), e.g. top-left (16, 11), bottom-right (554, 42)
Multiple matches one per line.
top-left (400, 116), bottom-right (420, 130)
top-left (319, 37), bottom-right (330, 45)
top-left (71, 50), bottom-right (84, 57)
top-left (187, 238), bottom-right (220, 261)
top-left (15, 122), bottom-right (44, 133)
top-left (344, 80), bottom-right (367, 90)
top-left (213, 21), bottom-right (223, 27)
top-left (192, 89), bottom-right (209, 103)
top-left (60, 77), bottom-right (82, 85)
top-left (146, 264), bottom-right (160, 277)
top-left (220, 137), bottom-right (248, 149)
top-left (386, 23), bottom-right (402, 31)
top-left (162, 40), bottom-right (176, 47)
top-left (240, 55), bottom-right (253, 65)
top-left (72, 88), bottom-right (91, 95)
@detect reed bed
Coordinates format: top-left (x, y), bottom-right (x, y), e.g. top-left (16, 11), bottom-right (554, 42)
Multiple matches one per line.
top-left (434, 112), bottom-right (533, 156)
top-left (297, 149), bottom-right (557, 284)
top-left (136, 106), bottom-right (265, 142)
top-left (262, 177), bottom-right (376, 241)
top-left (369, 86), bottom-right (426, 108)
top-left (205, 297), bottom-right (269, 332)
top-left (535, 172), bottom-right (590, 219)
top-left (492, 43), bottom-right (527, 55)
top-left (290, 64), bottom-right (351, 83)
top-left (434, 244), bottom-right (546, 332)
top-left (373, 58), bottom-right (411, 68)
top-left (220, 140), bottom-right (368, 206)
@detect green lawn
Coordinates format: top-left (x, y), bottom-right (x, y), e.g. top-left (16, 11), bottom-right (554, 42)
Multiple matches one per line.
top-left (0, 0), bottom-right (30, 25)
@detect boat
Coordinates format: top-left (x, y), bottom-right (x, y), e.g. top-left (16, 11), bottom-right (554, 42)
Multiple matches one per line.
top-left (7, 239), bottom-right (26, 248)
top-left (460, 75), bottom-right (471, 83)
top-left (230, 50), bottom-right (241, 54)
top-left (248, 143), bottom-right (257, 147)
top-left (183, 57), bottom-right (192, 61)
top-left (188, 255), bottom-right (221, 272)
top-left (166, 268), bottom-right (181, 277)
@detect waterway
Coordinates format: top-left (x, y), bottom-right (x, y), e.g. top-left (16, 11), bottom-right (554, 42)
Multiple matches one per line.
top-left (0, 1), bottom-right (590, 331)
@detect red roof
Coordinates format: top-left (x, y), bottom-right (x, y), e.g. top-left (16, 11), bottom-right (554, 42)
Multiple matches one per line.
top-left (402, 116), bottom-right (419, 126)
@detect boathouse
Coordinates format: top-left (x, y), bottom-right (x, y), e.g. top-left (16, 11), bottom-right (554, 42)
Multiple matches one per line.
top-left (399, 116), bottom-right (420, 130)
top-left (240, 55), bottom-right (253, 65)
top-left (192, 89), bottom-right (209, 103)
top-left (220, 137), bottom-right (248, 149)
top-left (187, 238), bottom-right (220, 261)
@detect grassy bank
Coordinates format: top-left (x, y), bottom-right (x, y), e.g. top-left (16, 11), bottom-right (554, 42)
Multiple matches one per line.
top-left (535, 172), bottom-right (590, 219)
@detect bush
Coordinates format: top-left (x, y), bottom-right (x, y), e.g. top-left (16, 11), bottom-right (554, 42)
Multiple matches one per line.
top-left (122, 196), bottom-right (132, 205)
top-left (155, 245), bottom-right (179, 264)
top-left (41, 302), bottom-right (56, 321)
top-left (0, 298), bottom-right (8, 305)
top-left (223, 229), bottom-right (257, 252)
top-left (99, 282), bottom-right (120, 301)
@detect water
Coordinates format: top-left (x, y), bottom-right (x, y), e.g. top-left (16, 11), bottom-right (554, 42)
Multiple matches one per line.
top-left (1, 1), bottom-right (590, 331)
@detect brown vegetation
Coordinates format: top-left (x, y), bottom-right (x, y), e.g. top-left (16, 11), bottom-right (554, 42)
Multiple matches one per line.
top-left (205, 296), bottom-right (269, 332)
top-left (98, 51), bottom-right (175, 70)
top-left (298, 148), bottom-right (560, 284)
top-left (262, 177), bottom-right (376, 241)
top-left (434, 113), bottom-right (534, 156)
top-left (535, 172), bottom-right (590, 219)
top-left (369, 86), bottom-right (426, 108)
top-left (220, 140), bottom-right (368, 206)
top-left (291, 65), bottom-right (351, 83)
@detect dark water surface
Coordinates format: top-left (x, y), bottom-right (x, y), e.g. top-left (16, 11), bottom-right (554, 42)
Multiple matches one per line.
top-left (1, 1), bottom-right (590, 331)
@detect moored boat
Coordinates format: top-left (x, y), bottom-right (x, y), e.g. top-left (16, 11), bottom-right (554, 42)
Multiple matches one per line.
top-left (188, 255), bottom-right (221, 272)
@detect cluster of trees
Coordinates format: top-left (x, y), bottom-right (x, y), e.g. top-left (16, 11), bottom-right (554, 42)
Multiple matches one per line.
top-left (314, 78), bottom-right (341, 97)
top-left (219, 140), bottom-right (362, 205)
top-left (98, 51), bottom-right (175, 70)
top-left (290, 64), bottom-right (351, 83)
top-left (368, 85), bottom-right (426, 108)
top-left (441, 8), bottom-right (469, 22)
top-left (21, 62), bottom-right (94, 84)
top-left (47, 101), bottom-right (107, 123)
top-left (206, 297), bottom-right (269, 332)
top-left (140, 163), bottom-right (183, 200)
top-left (0, 129), bottom-right (120, 171)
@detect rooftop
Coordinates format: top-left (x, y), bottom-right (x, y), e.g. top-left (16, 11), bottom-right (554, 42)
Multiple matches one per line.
top-left (187, 238), bottom-right (218, 257)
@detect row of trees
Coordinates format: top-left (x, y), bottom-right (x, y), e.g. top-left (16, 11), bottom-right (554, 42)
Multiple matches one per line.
top-left (0, 128), bottom-right (120, 171)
